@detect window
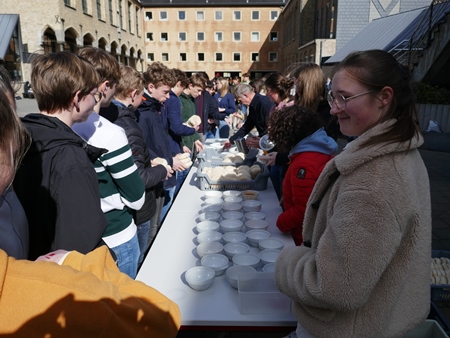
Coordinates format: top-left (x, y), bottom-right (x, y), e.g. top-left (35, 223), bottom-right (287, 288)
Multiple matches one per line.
top-left (160, 11), bottom-right (167, 20)
top-left (233, 32), bottom-right (241, 41)
top-left (162, 53), bottom-right (169, 61)
top-left (128, 2), bottom-right (132, 32)
top-left (197, 53), bottom-right (205, 61)
top-left (109, 0), bottom-right (114, 24)
top-left (270, 32), bottom-right (278, 41)
top-left (161, 33), bottom-right (168, 41)
top-left (233, 11), bottom-right (241, 21)
top-left (97, 0), bottom-right (102, 20)
top-left (178, 11), bottom-right (186, 20)
top-left (251, 52), bottom-right (259, 62)
top-left (196, 11), bottom-right (204, 21)
top-left (118, 0), bottom-right (123, 29)
top-left (215, 53), bottom-right (223, 62)
top-left (64, 0), bottom-right (71, 6)
top-left (270, 10), bottom-right (279, 20)
top-left (215, 32), bottom-right (223, 42)
top-left (180, 53), bottom-right (187, 61)
top-left (147, 53), bottom-right (154, 61)
top-left (215, 11), bottom-right (223, 21)
top-left (146, 32), bottom-right (153, 41)
top-left (197, 32), bottom-right (205, 41)
top-left (135, 7), bottom-right (139, 35)
top-left (251, 32), bottom-right (260, 42)
top-left (179, 32), bottom-right (186, 41)
top-left (82, 0), bottom-right (88, 14)
top-left (233, 52), bottom-right (241, 62)
top-left (269, 52), bottom-right (278, 62)
top-left (251, 11), bottom-right (259, 20)
top-left (145, 11), bottom-right (153, 20)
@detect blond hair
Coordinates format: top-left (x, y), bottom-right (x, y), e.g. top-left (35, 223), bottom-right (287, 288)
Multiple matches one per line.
top-left (114, 64), bottom-right (144, 100)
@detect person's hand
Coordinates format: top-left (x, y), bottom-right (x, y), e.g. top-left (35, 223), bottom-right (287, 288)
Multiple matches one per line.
top-left (222, 140), bottom-right (232, 149)
top-left (246, 136), bottom-right (260, 148)
top-left (172, 155), bottom-right (188, 172)
top-left (36, 250), bottom-right (70, 265)
top-left (265, 152), bottom-right (277, 166)
top-left (218, 107), bottom-right (225, 112)
top-left (224, 116), bottom-right (232, 126)
top-left (182, 146), bottom-right (192, 154)
top-left (194, 140), bottom-right (204, 152)
top-left (164, 166), bottom-right (174, 180)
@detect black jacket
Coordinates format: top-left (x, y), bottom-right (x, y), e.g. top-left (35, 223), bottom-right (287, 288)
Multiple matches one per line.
top-left (100, 102), bottom-right (168, 224)
top-left (13, 114), bottom-right (108, 260)
top-left (136, 93), bottom-right (176, 190)
top-left (195, 91), bottom-right (225, 133)
top-left (229, 93), bottom-right (275, 144)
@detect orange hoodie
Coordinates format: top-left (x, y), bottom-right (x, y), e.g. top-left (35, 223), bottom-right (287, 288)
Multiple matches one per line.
top-left (0, 246), bottom-right (181, 337)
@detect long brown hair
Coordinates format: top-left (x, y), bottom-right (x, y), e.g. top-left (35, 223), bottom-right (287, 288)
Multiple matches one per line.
top-left (333, 50), bottom-right (420, 147)
top-left (290, 63), bottom-right (325, 112)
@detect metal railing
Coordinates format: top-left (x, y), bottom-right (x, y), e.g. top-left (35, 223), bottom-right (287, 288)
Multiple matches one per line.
top-left (392, 0), bottom-right (450, 68)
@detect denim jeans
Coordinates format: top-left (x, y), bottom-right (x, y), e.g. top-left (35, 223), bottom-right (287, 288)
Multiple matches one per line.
top-left (175, 168), bottom-right (190, 196)
top-left (136, 220), bottom-right (151, 267)
top-left (111, 232), bottom-right (140, 279)
top-left (160, 186), bottom-right (176, 223)
top-left (215, 120), bottom-right (230, 138)
top-left (270, 164), bottom-right (284, 201)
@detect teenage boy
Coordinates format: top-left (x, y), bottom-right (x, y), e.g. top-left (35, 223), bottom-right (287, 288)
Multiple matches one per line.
top-left (73, 47), bottom-right (145, 278)
top-left (13, 52), bottom-right (108, 260)
top-left (100, 64), bottom-right (171, 266)
top-left (137, 62), bottom-right (187, 228)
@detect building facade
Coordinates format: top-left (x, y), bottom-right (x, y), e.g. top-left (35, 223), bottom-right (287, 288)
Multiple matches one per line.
top-left (141, 0), bottom-right (287, 80)
top-left (2, 0), bottom-right (145, 82)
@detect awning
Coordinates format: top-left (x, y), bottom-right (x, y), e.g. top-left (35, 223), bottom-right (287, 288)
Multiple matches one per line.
top-left (326, 7), bottom-right (427, 64)
top-left (0, 14), bottom-right (19, 61)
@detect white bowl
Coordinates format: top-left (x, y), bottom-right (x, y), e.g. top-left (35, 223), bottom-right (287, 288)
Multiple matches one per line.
top-left (245, 219), bottom-right (269, 231)
top-left (198, 212), bottom-right (221, 222)
top-left (262, 262), bottom-right (276, 272)
top-left (224, 242), bottom-right (250, 259)
top-left (196, 221), bottom-right (220, 233)
top-left (246, 229), bottom-right (270, 247)
top-left (224, 196), bottom-right (243, 204)
top-left (204, 198), bottom-right (223, 206)
top-left (201, 254), bottom-right (229, 276)
top-left (197, 241), bottom-right (224, 258)
top-left (259, 249), bottom-right (281, 266)
top-left (232, 252), bottom-right (260, 269)
top-left (223, 190), bottom-right (242, 198)
top-left (197, 230), bottom-right (223, 244)
top-left (220, 219), bottom-right (244, 233)
top-left (225, 265), bottom-right (257, 289)
top-left (203, 191), bottom-right (223, 199)
top-left (241, 190), bottom-right (259, 200)
top-left (222, 202), bottom-right (242, 212)
top-left (185, 266), bottom-right (215, 291)
top-left (244, 211), bottom-right (266, 221)
top-left (201, 205), bottom-right (222, 214)
top-left (242, 200), bottom-right (262, 212)
top-left (259, 238), bottom-right (285, 251)
top-left (222, 211), bottom-right (244, 221)
top-left (222, 231), bottom-right (247, 244)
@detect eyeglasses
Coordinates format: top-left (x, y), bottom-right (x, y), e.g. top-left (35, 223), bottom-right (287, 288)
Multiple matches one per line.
top-left (327, 90), bottom-right (375, 110)
top-left (90, 92), bottom-right (102, 104)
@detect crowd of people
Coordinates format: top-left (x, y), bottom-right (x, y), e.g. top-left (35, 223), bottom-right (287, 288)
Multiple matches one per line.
top-left (0, 48), bottom-right (431, 337)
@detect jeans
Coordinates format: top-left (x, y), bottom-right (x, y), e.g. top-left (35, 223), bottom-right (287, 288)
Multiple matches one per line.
top-left (160, 186), bottom-right (176, 223)
top-left (215, 120), bottom-right (230, 138)
top-left (270, 164), bottom-right (284, 201)
top-left (175, 168), bottom-right (190, 196)
top-left (136, 220), bottom-right (151, 267)
top-left (111, 232), bottom-right (140, 279)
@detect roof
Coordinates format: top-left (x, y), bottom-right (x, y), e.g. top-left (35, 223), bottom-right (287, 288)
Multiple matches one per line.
top-left (0, 14), bottom-right (19, 61)
top-left (326, 7), bottom-right (427, 64)
top-left (141, 0), bottom-right (286, 6)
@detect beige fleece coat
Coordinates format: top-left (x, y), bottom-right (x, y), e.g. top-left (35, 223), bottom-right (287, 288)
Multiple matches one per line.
top-left (275, 120), bottom-right (431, 338)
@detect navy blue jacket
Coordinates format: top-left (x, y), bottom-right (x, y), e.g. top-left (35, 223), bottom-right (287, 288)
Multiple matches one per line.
top-left (136, 93), bottom-right (176, 189)
top-left (161, 90), bottom-right (196, 156)
top-left (229, 93), bottom-right (275, 144)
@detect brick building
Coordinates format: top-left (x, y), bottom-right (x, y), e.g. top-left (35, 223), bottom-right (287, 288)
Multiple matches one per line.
top-left (141, 0), bottom-right (287, 80)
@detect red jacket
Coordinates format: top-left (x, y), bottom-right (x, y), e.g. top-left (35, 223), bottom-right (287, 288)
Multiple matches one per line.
top-left (276, 152), bottom-right (333, 245)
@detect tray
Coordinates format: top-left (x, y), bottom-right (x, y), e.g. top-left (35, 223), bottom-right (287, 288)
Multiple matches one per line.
top-left (196, 162), bottom-right (269, 191)
top-left (432, 251), bottom-right (450, 302)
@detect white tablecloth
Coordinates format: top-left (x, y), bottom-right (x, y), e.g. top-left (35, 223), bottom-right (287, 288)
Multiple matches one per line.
top-left (136, 166), bottom-right (296, 327)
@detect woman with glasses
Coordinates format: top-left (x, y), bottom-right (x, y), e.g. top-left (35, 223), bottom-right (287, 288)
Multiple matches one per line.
top-left (276, 50), bottom-right (431, 338)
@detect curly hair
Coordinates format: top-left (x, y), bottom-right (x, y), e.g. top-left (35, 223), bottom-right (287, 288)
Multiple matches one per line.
top-left (268, 105), bottom-right (322, 153)
top-left (143, 61), bottom-right (176, 88)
